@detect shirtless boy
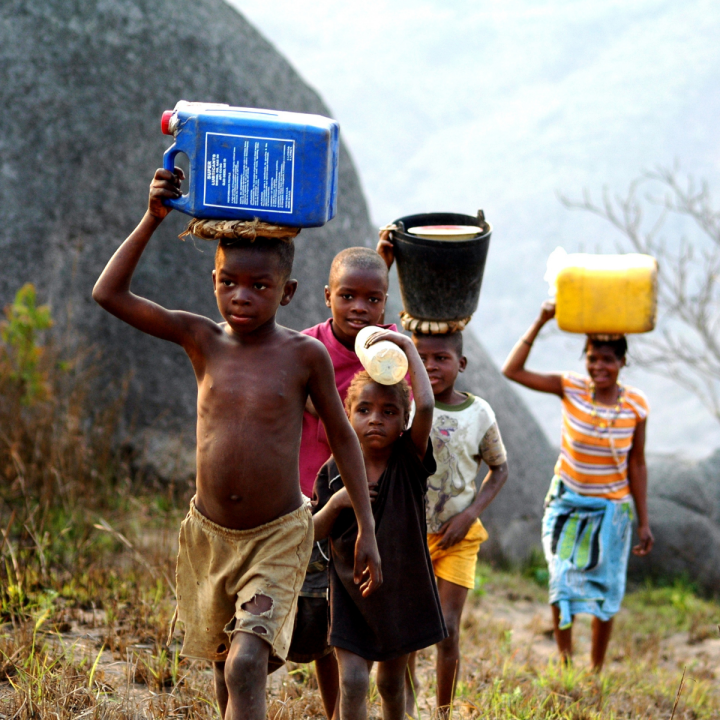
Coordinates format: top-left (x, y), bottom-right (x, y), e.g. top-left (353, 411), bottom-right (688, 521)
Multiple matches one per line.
top-left (93, 168), bottom-right (381, 720)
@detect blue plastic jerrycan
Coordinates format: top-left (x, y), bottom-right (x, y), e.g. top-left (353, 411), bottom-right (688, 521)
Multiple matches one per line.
top-left (161, 101), bottom-right (340, 228)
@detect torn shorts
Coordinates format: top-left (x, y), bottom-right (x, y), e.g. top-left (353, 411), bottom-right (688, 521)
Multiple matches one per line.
top-left (171, 497), bottom-right (314, 665)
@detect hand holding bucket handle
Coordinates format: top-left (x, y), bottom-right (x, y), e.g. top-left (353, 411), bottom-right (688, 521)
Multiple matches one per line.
top-left (147, 167), bottom-right (184, 221)
top-left (162, 137), bottom-right (192, 214)
top-left (376, 223), bottom-right (397, 270)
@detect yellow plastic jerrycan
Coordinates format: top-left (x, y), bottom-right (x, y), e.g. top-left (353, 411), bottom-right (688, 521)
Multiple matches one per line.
top-left (546, 249), bottom-right (658, 334)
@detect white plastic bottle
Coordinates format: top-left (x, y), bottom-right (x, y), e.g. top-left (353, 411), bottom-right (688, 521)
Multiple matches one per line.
top-left (354, 326), bottom-right (409, 385)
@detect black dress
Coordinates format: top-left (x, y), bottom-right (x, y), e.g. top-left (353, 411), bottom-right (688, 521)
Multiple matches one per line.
top-left (313, 433), bottom-right (447, 661)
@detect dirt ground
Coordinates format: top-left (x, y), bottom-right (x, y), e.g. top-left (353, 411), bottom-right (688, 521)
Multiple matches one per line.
top-left (6, 576), bottom-right (715, 718)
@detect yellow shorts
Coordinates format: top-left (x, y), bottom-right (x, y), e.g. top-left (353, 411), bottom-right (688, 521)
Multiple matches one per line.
top-left (427, 519), bottom-right (488, 590)
top-left (172, 499), bottom-right (313, 664)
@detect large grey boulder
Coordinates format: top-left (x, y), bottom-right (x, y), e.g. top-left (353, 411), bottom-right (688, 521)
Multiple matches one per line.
top-left (628, 452), bottom-right (720, 593)
top-left (0, 0), bottom-right (373, 464)
top-left (0, 0), bottom-right (554, 562)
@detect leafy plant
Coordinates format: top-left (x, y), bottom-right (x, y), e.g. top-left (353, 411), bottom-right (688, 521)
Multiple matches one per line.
top-left (0, 283), bottom-right (52, 405)
top-left (522, 547), bottom-right (550, 588)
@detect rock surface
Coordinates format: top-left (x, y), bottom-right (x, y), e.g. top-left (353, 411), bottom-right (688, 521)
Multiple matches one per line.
top-left (0, 0), bottom-right (555, 562)
top-left (0, 0), bottom-right (373, 442)
top-left (628, 452), bottom-right (720, 594)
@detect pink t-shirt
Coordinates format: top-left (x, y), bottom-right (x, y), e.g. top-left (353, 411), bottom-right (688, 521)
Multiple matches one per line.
top-left (298, 319), bottom-right (397, 497)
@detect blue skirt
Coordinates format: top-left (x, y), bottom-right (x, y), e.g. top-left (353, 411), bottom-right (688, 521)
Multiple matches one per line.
top-left (541, 477), bottom-right (633, 629)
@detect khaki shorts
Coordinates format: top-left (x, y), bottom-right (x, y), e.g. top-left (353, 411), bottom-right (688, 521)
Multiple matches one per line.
top-left (427, 519), bottom-right (488, 590)
top-left (172, 499), bottom-right (314, 665)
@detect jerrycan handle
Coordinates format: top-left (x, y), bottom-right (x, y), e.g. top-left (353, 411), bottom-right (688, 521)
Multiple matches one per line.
top-left (162, 139), bottom-right (192, 214)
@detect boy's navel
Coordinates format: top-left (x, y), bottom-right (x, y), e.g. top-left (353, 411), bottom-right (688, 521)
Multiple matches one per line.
top-left (230, 494), bottom-right (240, 501)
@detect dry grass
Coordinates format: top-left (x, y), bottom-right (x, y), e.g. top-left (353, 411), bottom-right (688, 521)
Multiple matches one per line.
top-left (0, 510), bottom-right (718, 720)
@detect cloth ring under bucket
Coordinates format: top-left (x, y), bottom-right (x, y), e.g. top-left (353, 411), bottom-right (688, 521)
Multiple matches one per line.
top-left (179, 218), bottom-right (301, 243)
top-left (399, 311), bottom-right (472, 335)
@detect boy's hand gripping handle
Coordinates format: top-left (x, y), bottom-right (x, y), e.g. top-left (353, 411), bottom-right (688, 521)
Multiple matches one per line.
top-left (162, 140), bottom-right (192, 214)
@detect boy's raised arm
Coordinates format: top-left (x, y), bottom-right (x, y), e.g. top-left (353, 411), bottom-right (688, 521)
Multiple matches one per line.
top-left (306, 342), bottom-right (382, 597)
top-left (92, 168), bottom-right (203, 347)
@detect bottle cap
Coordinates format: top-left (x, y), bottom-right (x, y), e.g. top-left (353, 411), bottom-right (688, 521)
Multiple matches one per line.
top-left (161, 110), bottom-right (174, 135)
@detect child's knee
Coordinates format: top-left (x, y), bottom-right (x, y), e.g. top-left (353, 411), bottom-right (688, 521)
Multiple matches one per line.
top-left (340, 662), bottom-right (369, 701)
top-left (224, 633), bottom-right (269, 691)
top-left (441, 618), bottom-right (461, 646)
top-left (376, 670), bottom-right (405, 701)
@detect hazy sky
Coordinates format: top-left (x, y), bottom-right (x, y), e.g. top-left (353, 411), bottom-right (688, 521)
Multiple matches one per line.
top-left (231, 0), bottom-right (720, 457)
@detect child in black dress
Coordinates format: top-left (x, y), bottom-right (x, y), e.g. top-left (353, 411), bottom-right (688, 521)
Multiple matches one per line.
top-left (313, 329), bottom-right (447, 720)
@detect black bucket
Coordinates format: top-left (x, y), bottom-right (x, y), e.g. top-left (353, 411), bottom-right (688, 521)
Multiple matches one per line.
top-left (392, 210), bottom-right (492, 321)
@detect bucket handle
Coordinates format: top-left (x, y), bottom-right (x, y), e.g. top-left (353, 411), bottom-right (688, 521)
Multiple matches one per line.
top-left (162, 136), bottom-right (193, 214)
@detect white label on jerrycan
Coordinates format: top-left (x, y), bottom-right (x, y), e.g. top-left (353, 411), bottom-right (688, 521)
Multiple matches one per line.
top-left (203, 133), bottom-right (295, 213)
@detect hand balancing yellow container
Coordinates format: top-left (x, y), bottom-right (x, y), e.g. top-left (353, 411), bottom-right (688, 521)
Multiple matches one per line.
top-left (549, 251), bottom-right (658, 334)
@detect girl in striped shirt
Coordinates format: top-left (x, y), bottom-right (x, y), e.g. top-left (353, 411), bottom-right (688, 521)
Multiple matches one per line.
top-left (502, 300), bottom-right (654, 671)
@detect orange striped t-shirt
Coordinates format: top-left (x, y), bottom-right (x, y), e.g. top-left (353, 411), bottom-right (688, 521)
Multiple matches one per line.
top-left (554, 372), bottom-right (649, 500)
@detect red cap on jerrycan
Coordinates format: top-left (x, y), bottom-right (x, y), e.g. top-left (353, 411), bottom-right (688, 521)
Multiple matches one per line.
top-left (160, 110), bottom-right (175, 135)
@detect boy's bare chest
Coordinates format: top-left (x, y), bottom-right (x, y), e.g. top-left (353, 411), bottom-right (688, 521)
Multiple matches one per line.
top-left (197, 343), bottom-right (305, 411)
